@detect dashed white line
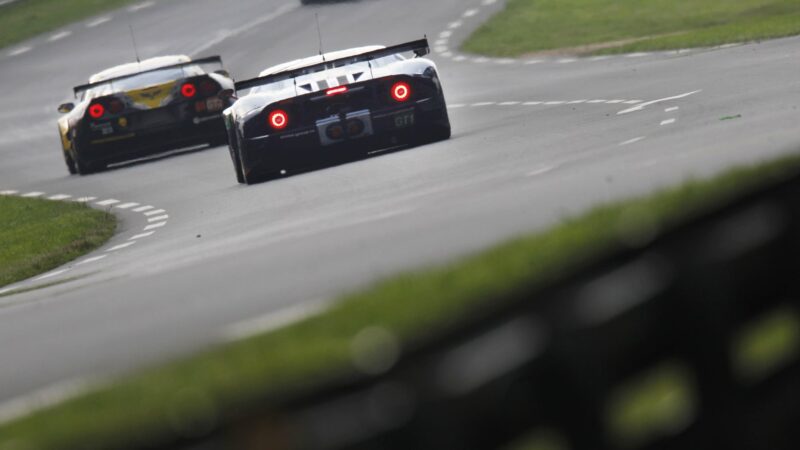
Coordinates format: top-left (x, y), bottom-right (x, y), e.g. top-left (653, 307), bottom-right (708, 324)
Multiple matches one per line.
top-left (34, 269), bottom-right (70, 281)
top-left (544, 101), bottom-right (565, 105)
top-left (114, 202), bottom-right (139, 209)
top-left (482, 0), bottom-right (498, 5)
top-left (626, 52), bottom-right (650, 58)
top-left (463, 9), bottom-right (479, 18)
top-left (132, 205), bottom-right (154, 212)
top-left (95, 199), bottom-right (119, 206)
top-left (8, 47), bottom-right (32, 57)
top-left (448, 104), bottom-right (466, 109)
top-left (448, 21), bottom-right (463, 29)
top-left (77, 255), bottom-right (107, 266)
top-left (86, 16), bottom-right (112, 28)
top-left (47, 194), bottom-right (72, 200)
top-left (620, 136), bottom-right (646, 146)
top-left (568, 100), bottom-right (587, 104)
top-left (439, 30), bottom-right (452, 38)
top-left (660, 118), bottom-right (676, 126)
top-left (143, 209), bottom-right (166, 216)
top-left (47, 31), bottom-right (71, 42)
top-left (526, 165), bottom-right (557, 177)
top-left (0, 190), bottom-right (19, 195)
top-left (524, 59), bottom-right (543, 65)
top-left (129, 231), bottom-right (155, 240)
top-left (147, 215), bottom-right (169, 222)
top-left (665, 106), bottom-right (679, 113)
top-left (523, 101), bottom-right (543, 105)
top-left (0, 378), bottom-right (97, 425)
top-left (588, 100), bottom-right (608, 104)
top-left (127, 1), bottom-right (154, 12)
top-left (144, 222), bottom-right (167, 231)
top-left (498, 101), bottom-right (521, 106)
top-left (473, 57), bottom-right (490, 63)
top-left (606, 100), bottom-right (625, 104)
top-left (557, 58), bottom-right (577, 64)
top-left (21, 192), bottom-right (44, 198)
top-left (222, 300), bottom-right (328, 342)
top-left (106, 242), bottom-right (136, 252)
top-left (624, 100), bottom-right (643, 104)
top-left (74, 197), bottom-right (97, 203)
top-left (471, 102), bottom-right (495, 107)
top-left (617, 90), bottom-right (702, 115)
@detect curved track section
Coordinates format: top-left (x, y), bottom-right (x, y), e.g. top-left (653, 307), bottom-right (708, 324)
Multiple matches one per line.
top-left (0, 0), bottom-right (798, 402)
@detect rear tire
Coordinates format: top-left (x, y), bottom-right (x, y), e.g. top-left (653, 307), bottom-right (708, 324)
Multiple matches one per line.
top-left (64, 151), bottom-right (77, 175)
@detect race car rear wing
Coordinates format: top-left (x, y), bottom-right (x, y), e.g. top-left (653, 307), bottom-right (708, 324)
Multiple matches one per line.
top-left (234, 38), bottom-right (430, 92)
top-left (72, 56), bottom-right (224, 97)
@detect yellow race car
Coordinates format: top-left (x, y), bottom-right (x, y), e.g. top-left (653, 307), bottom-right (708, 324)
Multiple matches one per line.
top-left (57, 55), bottom-right (234, 174)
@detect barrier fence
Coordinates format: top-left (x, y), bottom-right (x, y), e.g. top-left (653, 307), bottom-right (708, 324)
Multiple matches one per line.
top-left (143, 170), bottom-right (800, 450)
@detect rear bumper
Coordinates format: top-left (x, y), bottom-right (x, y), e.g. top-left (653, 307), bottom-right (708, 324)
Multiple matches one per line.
top-left (240, 99), bottom-right (448, 175)
top-left (77, 115), bottom-right (227, 164)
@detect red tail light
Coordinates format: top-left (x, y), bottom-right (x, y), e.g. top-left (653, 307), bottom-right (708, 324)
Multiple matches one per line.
top-left (88, 103), bottom-right (105, 119)
top-left (199, 80), bottom-right (218, 96)
top-left (326, 86), bottom-right (348, 96)
top-left (181, 83), bottom-right (197, 98)
top-left (268, 110), bottom-right (289, 130)
top-left (108, 99), bottom-right (124, 114)
top-left (391, 81), bottom-right (411, 102)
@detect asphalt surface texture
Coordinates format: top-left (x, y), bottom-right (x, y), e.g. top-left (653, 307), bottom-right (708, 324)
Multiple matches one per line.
top-left (0, 0), bottom-right (798, 405)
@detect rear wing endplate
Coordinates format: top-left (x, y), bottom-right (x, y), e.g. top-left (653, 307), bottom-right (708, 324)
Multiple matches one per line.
top-left (234, 38), bottom-right (430, 92)
top-left (72, 55), bottom-right (224, 97)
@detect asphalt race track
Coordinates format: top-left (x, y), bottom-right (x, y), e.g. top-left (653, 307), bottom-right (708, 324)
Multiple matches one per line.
top-left (0, 0), bottom-right (798, 404)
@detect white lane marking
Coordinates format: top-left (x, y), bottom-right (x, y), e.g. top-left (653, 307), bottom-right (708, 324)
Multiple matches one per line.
top-left (526, 165), bottom-right (557, 177)
top-left (9, 47), bottom-right (32, 57)
top-left (0, 190), bottom-right (19, 195)
top-left (606, 100), bottom-right (625, 104)
top-left (0, 287), bottom-right (13, 296)
top-left (95, 199), bottom-right (119, 206)
top-left (472, 57), bottom-right (489, 63)
top-left (74, 196), bottom-right (97, 202)
top-left (558, 58), bottom-right (577, 64)
top-left (129, 231), bottom-right (155, 240)
top-left (106, 242), bottom-right (136, 252)
top-left (77, 255), bottom-right (107, 266)
top-left (147, 215), bottom-right (168, 222)
top-left (86, 16), bottom-right (112, 28)
top-left (34, 269), bottom-right (70, 281)
top-left (47, 31), bottom-right (72, 42)
top-left (0, 378), bottom-right (97, 425)
top-left (589, 56), bottom-right (611, 61)
top-left (189, 3), bottom-right (299, 55)
top-left (221, 300), bottom-right (328, 342)
top-left (524, 59), bottom-right (543, 65)
top-left (435, 39), bottom-right (447, 46)
top-left (143, 209), bottom-right (166, 216)
top-left (471, 102), bottom-right (495, 107)
top-left (544, 101), bottom-right (565, 105)
top-left (523, 101), bottom-right (542, 105)
top-left (568, 100), bottom-right (587, 104)
top-left (47, 194), bottom-right (72, 200)
top-left (127, 1), bottom-right (154, 12)
top-left (453, 55), bottom-right (467, 62)
top-left (618, 90), bottom-right (702, 115)
top-left (439, 30), bottom-right (452, 38)
top-left (482, 0), bottom-right (498, 5)
top-left (499, 101), bottom-right (521, 106)
top-left (115, 202), bottom-right (139, 209)
top-left (496, 59), bottom-right (516, 65)
top-left (463, 8), bottom-right (478, 17)
top-left (626, 52), bottom-right (650, 58)
top-left (620, 136), bottom-right (646, 146)
top-left (144, 222), bottom-right (166, 231)
top-left (434, 46), bottom-right (449, 53)
top-left (665, 106), bottom-right (679, 113)
top-left (441, 51), bottom-right (453, 58)
top-left (588, 99), bottom-right (608, 104)
top-left (132, 205), bottom-right (154, 212)
top-left (624, 100), bottom-right (643, 104)
top-left (660, 118), bottom-right (676, 126)
top-left (21, 192), bottom-right (44, 198)
top-left (449, 21), bottom-right (463, 29)
top-left (448, 104), bottom-right (466, 109)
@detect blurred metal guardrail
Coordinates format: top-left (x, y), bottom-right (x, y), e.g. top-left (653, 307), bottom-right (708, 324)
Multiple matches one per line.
top-left (153, 170), bottom-right (800, 450)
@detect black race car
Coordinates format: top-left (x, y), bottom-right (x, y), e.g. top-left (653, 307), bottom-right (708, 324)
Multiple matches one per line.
top-left (223, 38), bottom-right (451, 184)
top-left (57, 55), bottom-right (235, 174)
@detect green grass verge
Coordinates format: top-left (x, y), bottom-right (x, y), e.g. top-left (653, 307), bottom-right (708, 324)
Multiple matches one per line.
top-left (2, 153), bottom-right (800, 449)
top-left (0, 0), bottom-right (137, 50)
top-left (0, 196), bottom-right (115, 289)
top-left (462, 0), bottom-right (800, 57)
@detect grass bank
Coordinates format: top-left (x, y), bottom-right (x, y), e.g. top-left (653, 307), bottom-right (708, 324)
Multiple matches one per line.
top-left (462, 0), bottom-right (800, 57)
top-left (0, 195), bottom-right (115, 288)
top-left (0, 0), bottom-right (136, 49)
top-left (2, 152), bottom-right (799, 449)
